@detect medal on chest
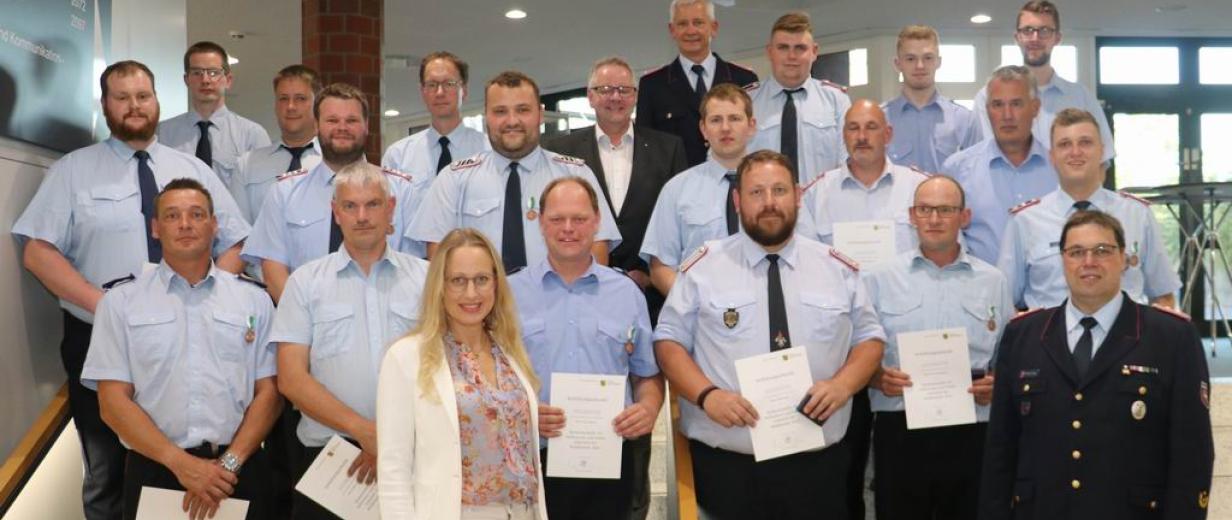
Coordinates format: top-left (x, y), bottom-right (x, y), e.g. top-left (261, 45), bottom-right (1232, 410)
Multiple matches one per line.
top-left (624, 325), bottom-right (637, 354)
top-left (987, 305), bottom-right (997, 331)
top-left (1128, 241), bottom-right (1140, 267)
top-left (244, 315), bottom-right (256, 344)
top-left (526, 195), bottom-right (538, 221)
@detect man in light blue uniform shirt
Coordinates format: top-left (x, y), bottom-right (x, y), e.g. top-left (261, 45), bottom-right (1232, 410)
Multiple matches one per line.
top-left (863, 175), bottom-right (1012, 520)
top-left (408, 70), bottom-right (619, 269)
top-left (510, 177), bottom-right (660, 520)
top-left (943, 65), bottom-right (1057, 264)
top-left (748, 12), bottom-right (851, 183)
top-left (158, 41), bottom-right (271, 184)
top-left (641, 84), bottom-right (756, 297)
top-left (243, 82), bottom-right (422, 303)
top-left (81, 179), bottom-right (279, 520)
top-left (998, 108), bottom-right (1179, 311)
top-left (655, 150), bottom-right (884, 519)
top-left (972, 1), bottom-right (1114, 163)
top-left (11, 60), bottom-right (249, 520)
top-left (230, 65), bottom-right (323, 223)
top-left (272, 163), bottom-right (428, 519)
top-left (883, 25), bottom-right (981, 173)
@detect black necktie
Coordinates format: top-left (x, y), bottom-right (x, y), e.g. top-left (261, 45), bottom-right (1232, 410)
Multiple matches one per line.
top-left (501, 162), bottom-right (527, 272)
top-left (1073, 200), bottom-right (1092, 211)
top-left (724, 171), bottom-right (738, 235)
top-left (437, 135), bottom-right (452, 175)
top-left (134, 150), bottom-right (162, 262)
top-left (283, 143), bottom-right (313, 172)
top-left (195, 121), bottom-right (213, 167)
top-left (781, 88), bottom-right (802, 179)
top-left (1073, 316), bottom-right (1098, 378)
top-left (328, 173), bottom-right (343, 253)
top-left (767, 254), bottom-right (792, 351)
top-left (691, 64), bottom-right (707, 96)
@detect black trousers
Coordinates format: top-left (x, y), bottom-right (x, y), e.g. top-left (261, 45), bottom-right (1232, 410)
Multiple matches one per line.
top-left (64, 311), bottom-right (126, 520)
top-left (291, 438), bottom-right (361, 519)
top-left (264, 406), bottom-right (305, 520)
top-left (625, 432), bottom-right (653, 520)
top-left (122, 445), bottom-right (270, 520)
top-left (872, 412), bottom-right (986, 520)
top-left (845, 389), bottom-right (873, 520)
top-left (689, 438), bottom-right (850, 520)
top-left (540, 435), bottom-right (647, 520)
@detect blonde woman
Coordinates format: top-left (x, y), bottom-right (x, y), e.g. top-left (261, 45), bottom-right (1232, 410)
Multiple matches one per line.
top-left (377, 228), bottom-right (547, 520)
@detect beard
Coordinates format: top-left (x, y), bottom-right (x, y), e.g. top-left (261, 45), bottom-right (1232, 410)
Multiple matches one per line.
top-left (488, 126), bottom-right (537, 159)
top-left (105, 104), bottom-right (159, 142)
top-left (321, 132), bottom-right (367, 165)
top-left (743, 207), bottom-right (797, 247)
top-left (1023, 49), bottom-right (1051, 67)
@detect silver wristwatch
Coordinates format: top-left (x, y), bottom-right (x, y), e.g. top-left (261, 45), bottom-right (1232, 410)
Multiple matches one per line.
top-left (218, 451), bottom-right (242, 474)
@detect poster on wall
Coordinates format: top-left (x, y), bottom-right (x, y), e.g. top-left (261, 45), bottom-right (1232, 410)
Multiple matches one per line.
top-left (0, 0), bottom-right (111, 152)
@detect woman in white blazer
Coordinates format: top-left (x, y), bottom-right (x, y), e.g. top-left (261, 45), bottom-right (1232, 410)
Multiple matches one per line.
top-left (377, 228), bottom-right (549, 520)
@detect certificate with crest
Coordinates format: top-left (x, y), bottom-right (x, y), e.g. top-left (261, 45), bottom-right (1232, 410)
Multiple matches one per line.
top-left (897, 328), bottom-right (977, 429)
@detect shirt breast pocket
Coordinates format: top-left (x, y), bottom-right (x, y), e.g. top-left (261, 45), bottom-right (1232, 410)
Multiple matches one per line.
top-left (388, 302), bottom-right (419, 339)
top-left (126, 311), bottom-right (177, 364)
top-left (704, 292), bottom-right (757, 339)
top-left (1028, 241), bottom-right (1060, 266)
top-left (682, 202), bottom-right (724, 250)
top-left (310, 304), bottom-right (355, 361)
top-left (597, 319), bottom-right (633, 369)
top-left (285, 207), bottom-right (328, 260)
top-left (960, 299), bottom-right (998, 348)
top-left (803, 119), bottom-right (841, 162)
top-left (78, 184), bottom-right (141, 230)
top-left (461, 197), bottom-right (502, 227)
top-left (212, 310), bottom-right (252, 407)
top-left (799, 291), bottom-right (852, 346)
top-left (878, 293), bottom-right (922, 337)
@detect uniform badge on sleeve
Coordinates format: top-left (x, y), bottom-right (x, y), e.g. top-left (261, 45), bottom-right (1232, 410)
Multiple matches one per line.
top-left (723, 308), bottom-right (739, 329)
top-left (1200, 381), bottom-right (1210, 410)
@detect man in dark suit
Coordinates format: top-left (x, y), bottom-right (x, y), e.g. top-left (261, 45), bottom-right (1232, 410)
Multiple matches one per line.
top-left (636, 0), bottom-right (757, 167)
top-left (980, 210), bottom-right (1214, 520)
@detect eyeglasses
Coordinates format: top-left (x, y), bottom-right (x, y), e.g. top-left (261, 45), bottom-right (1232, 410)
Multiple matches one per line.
top-left (910, 205), bottom-right (963, 218)
top-left (446, 274), bottom-right (493, 293)
top-left (188, 68), bottom-right (226, 79)
top-left (422, 80), bottom-right (462, 92)
top-left (1016, 26), bottom-right (1057, 39)
top-left (590, 85), bottom-right (638, 97)
top-left (1062, 244), bottom-right (1121, 261)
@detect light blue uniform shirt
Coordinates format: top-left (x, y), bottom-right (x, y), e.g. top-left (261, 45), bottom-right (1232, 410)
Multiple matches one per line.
top-left (229, 138), bottom-right (322, 223)
top-left (796, 158), bottom-right (929, 255)
top-left (639, 158), bottom-right (735, 268)
top-left (242, 161), bottom-right (424, 269)
top-left (749, 77), bottom-right (852, 183)
top-left (654, 233), bottom-right (885, 454)
top-left (509, 258), bottom-right (657, 408)
top-left (1064, 295), bottom-right (1123, 356)
top-left (383, 125), bottom-right (489, 224)
top-left (270, 246), bottom-right (428, 447)
top-left (997, 188), bottom-right (1180, 309)
top-left (81, 262), bottom-right (276, 449)
top-left (157, 105), bottom-right (272, 185)
top-left (973, 74), bottom-right (1115, 162)
top-left (942, 137), bottom-right (1057, 264)
top-left (883, 93), bottom-right (982, 174)
top-left (407, 147), bottom-right (621, 262)
top-left (11, 138), bottom-right (250, 323)
top-left (862, 249), bottom-right (1014, 422)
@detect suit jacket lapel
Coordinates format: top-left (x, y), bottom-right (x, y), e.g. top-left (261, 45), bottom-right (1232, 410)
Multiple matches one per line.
top-left (1081, 294), bottom-right (1141, 389)
top-left (1039, 306), bottom-right (1081, 387)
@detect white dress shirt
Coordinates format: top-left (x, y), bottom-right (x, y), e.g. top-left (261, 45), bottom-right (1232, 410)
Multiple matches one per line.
top-left (596, 126), bottom-right (635, 214)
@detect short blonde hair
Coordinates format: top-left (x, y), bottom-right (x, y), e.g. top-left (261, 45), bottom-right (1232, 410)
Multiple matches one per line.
top-left (771, 12), bottom-right (812, 35)
top-left (896, 25), bottom-right (939, 52)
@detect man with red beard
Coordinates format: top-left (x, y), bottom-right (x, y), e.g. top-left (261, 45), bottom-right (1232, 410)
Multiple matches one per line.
top-left (12, 60), bottom-right (249, 520)
top-left (242, 82), bottom-right (423, 303)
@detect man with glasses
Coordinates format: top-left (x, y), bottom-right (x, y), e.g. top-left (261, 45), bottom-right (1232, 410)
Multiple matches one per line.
top-left (998, 108), bottom-right (1179, 312)
top-left (980, 210), bottom-right (1213, 519)
top-left (863, 175), bottom-right (1012, 520)
top-left (973, 1), bottom-right (1114, 163)
top-left (159, 41), bottom-right (272, 185)
top-left (383, 52), bottom-right (487, 183)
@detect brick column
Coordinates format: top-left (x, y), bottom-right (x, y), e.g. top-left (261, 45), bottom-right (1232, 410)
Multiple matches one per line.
top-left (302, 0), bottom-right (382, 160)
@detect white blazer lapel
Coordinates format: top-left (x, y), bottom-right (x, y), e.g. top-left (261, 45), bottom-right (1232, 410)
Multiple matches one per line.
top-left (432, 359), bottom-right (460, 436)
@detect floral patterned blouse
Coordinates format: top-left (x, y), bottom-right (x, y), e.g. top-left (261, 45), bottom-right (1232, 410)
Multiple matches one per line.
top-left (444, 333), bottom-right (538, 506)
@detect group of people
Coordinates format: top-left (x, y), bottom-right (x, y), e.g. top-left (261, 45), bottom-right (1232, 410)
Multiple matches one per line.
top-left (9, 0), bottom-right (1216, 519)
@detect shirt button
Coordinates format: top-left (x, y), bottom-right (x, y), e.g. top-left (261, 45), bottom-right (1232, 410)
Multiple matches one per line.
top-left (1071, 450), bottom-right (1081, 460)
top-left (1072, 420), bottom-right (1082, 430)
top-left (1074, 392), bottom-right (1083, 401)
top-left (1071, 479), bottom-right (1081, 490)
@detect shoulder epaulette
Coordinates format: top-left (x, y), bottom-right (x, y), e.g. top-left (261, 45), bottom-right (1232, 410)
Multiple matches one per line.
top-left (908, 165), bottom-right (935, 177)
top-left (1150, 303), bottom-right (1191, 322)
top-left (1010, 307), bottom-right (1046, 322)
top-left (729, 62), bottom-right (755, 74)
top-left (552, 154), bottom-right (586, 167)
top-left (450, 156), bottom-right (483, 171)
top-left (821, 79), bottom-right (849, 93)
top-left (679, 245), bottom-right (709, 273)
top-left (1118, 190), bottom-right (1152, 206)
top-left (382, 167), bottom-right (412, 183)
top-left (277, 168), bottom-right (309, 181)
top-left (506, 265), bottom-right (526, 276)
top-left (828, 248), bottom-right (860, 272)
top-left (237, 272), bottom-right (268, 289)
top-left (802, 172), bottom-right (826, 192)
top-left (101, 273), bottom-right (135, 291)
top-left (742, 81), bottom-right (761, 92)
top-left (1009, 198), bottom-right (1041, 215)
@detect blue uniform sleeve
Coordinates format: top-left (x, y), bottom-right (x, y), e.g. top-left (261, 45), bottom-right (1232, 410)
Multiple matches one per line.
top-left (381, 138), bottom-right (408, 171)
top-left (253, 289), bottom-right (278, 380)
top-left (972, 86), bottom-right (992, 141)
top-left (1139, 206), bottom-right (1182, 298)
top-left (392, 178), bottom-right (427, 258)
top-left (639, 180), bottom-right (684, 266)
top-left (269, 268), bottom-right (314, 345)
top-left (80, 289), bottom-right (133, 388)
top-left (796, 186), bottom-right (823, 242)
top-left (627, 286), bottom-right (659, 378)
top-left (406, 170), bottom-right (462, 244)
top-left (11, 157), bottom-right (74, 250)
top-left (997, 216), bottom-right (1029, 310)
top-left (241, 186), bottom-right (291, 266)
top-left (847, 268), bottom-right (886, 346)
top-left (195, 161), bottom-right (251, 254)
top-left (229, 150), bottom-right (256, 223)
top-left (246, 122), bottom-right (272, 151)
top-left (652, 265), bottom-right (700, 353)
top-left (958, 104), bottom-right (984, 149)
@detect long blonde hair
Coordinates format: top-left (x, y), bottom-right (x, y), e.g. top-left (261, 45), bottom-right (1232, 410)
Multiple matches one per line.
top-left (411, 228), bottom-right (539, 400)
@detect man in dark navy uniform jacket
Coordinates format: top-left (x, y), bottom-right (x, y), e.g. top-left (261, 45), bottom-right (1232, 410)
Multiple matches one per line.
top-left (980, 210), bottom-right (1214, 520)
top-left (636, 0), bottom-right (757, 167)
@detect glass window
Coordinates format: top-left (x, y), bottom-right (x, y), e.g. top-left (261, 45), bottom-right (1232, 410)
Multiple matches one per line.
top-left (937, 44), bottom-right (976, 83)
top-left (1202, 113), bottom-right (1232, 182)
top-left (849, 48), bottom-right (869, 87)
top-left (554, 96), bottom-right (595, 133)
top-left (954, 99), bottom-right (975, 110)
top-left (462, 114), bottom-right (486, 134)
top-left (1000, 45), bottom-right (1077, 82)
top-left (1098, 47), bottom-right (1179, 85)
top-left (1112, 113), bottom-right (1182, 285)
top-left (1199, 47), bottom-right (1232, 84)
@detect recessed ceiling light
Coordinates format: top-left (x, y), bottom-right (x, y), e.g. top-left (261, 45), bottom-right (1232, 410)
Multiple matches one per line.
top-left (505, 8), bottom-right (527, 19)
top-left (383, 109), bottom-right (400, 117)
top-left (971, 14), bottom-right (992, 24)
top-left (227, 56), bottom-right (239, 65)
top-left (1155, 4), bottom-right (1187, 13)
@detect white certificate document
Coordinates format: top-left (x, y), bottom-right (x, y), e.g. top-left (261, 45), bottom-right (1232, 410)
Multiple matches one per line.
top-left (136, 486), bottom-right (248, 520)
top-left (734, 347), bottom-right (825, 462)
top-left (897, 328), bottom-right (978, 430)
top-left (547, 373), bottom-right (627, 479)
top-left (293, 435), bottom-right (380, 520)
top-left (832, 220), bottom-right (896, 268)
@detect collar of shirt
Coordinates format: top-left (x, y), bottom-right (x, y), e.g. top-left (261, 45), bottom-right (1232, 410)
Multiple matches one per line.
top-left (310, 161), bottom-right (338, 187)
top-left (678, 53), bottom-right (716, 79)
top-left (984, 135), bottom-right (1050, 169)
top-left (276, 136), bottom-right (320, 154)
top-left (1065, 292), bottom-right (1123, 338)
top-left (1053, 187), bottom-right (1116, 214)
top-left (1038, 73), bottom-right (1077, 97)
top-left (839, 156), bottom-right (897, 191)
top-left (595, 125), bottom-right (635, 150)
top-left (490, 146), bottom-right (545, 175)
top-left (764, 76), bottom-right (813, 102)
top-left (187, 105), bottom-right (231, 125)
top-left (327, 242), bottom-right (396, 275)
top-left (891, 91), bottom-right (944, 113)
top-left (737, 232), bottom-right (799, 270)
top-left (910, 247), bottom-right (974, 273)
top-left (697, 157), bottom-right (733, 184)
top-left (155, 260), bottom-right (220, 292)
top-left (106, 136), bottom-right (144, 161)
top-left (531, 256), bottom-right (601, 290)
